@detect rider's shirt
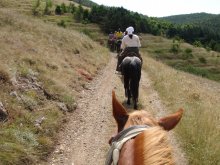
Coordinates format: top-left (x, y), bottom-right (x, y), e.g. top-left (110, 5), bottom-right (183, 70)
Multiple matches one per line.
top-left (121, 34), bottom-right (141, 50)
top-left (116, 31), bottom-right (123, 39)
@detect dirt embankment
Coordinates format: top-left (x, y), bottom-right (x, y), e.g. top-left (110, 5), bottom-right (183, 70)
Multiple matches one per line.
top-left (42, 53), bottom-right (187, 165)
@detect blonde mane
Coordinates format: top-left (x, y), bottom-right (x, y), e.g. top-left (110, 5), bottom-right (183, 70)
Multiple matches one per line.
top-left (126, 111), bottom-right (174, 165)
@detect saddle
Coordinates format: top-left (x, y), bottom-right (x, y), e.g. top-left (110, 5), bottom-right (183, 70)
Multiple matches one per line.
top-left (116, 47), bottom-right (142, 72)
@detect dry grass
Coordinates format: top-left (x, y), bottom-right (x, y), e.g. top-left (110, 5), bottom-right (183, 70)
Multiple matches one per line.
top-left (142, 54), bottom-right (220, 165)
top-left (0, 4), bottom-right (109, 164)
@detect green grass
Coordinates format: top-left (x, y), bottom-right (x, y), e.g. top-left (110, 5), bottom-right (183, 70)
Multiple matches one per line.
top-left (0, 108), bottom-right (64, 164)
top-left (141, 34), bottom-right (220, 82)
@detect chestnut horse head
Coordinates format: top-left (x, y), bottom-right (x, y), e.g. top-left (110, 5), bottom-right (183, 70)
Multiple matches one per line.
top-left (106, 91), bottom-right (183, 165)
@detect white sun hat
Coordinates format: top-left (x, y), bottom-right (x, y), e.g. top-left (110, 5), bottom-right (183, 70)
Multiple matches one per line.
top-left (127, 26), bottom-right (134, 35)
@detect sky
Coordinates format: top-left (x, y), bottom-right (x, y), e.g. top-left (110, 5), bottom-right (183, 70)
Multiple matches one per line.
top-left (91, 0), bottom-right (220, 17)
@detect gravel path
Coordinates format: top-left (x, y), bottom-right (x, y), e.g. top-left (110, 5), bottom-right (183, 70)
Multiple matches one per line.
top-left (42, 53), bottom-right (187, 165)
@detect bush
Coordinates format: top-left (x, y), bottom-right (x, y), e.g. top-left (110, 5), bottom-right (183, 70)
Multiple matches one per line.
top-left (182, 48), bottom-right (193, 59)
top-left (154, 49), bottom-right (163, 54)
top-left (69, 3), bottom-right (76, 14)
top-left (183, 65), bottom-right (209, 77)
top-left (61, 3), bottom-right (67, 13)
top-left (199, 57), bottom-right (207, 64)
top-left (0, 69), bottom-right (10, 84)
top-left (170, 39), bottom-right (180, 54)
top-left (57, 20), bottom-right (66, 28)
top-left (193, 41), bottom-right (202, 47)
top-left (44, 0), bottom-right (53, 15)
top-left (185, 48), bottom-right (192, 54)
top-left (55, 5), bottom-right (62, 15)
top-left (32, 0), bottom-right (41, 16)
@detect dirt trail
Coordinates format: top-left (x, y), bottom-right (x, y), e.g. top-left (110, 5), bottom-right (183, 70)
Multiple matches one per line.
top-left (44, 53), bottom-right (187, 165)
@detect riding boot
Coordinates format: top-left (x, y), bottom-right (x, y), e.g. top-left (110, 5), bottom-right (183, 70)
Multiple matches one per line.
top-left (116, 55), bottom-right (123, 72)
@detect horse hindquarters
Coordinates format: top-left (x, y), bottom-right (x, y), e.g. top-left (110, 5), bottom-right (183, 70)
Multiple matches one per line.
top-left (121, 56), bottom-right (141, 109)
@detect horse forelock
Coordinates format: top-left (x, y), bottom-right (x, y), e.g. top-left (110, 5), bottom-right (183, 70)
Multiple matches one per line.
top-left (122, 111), bottom-right (174, 165)
top-left (124, 111), bottom-right (158, 129)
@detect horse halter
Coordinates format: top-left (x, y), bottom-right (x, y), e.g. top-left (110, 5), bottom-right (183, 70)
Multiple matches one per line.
top-left (105, 125), bottom-right (150, 165)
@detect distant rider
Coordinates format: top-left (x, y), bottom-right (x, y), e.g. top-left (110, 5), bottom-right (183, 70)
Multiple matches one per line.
top-left (116, 26), bottom-right (142, 72)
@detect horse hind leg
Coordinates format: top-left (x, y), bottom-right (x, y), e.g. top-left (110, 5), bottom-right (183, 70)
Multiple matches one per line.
top-left (133, 99), bottom-right (138, 110)
top-left (127, 98), bottom-right (131, 105)
top-left (127, 89), bottom-right (131, 105)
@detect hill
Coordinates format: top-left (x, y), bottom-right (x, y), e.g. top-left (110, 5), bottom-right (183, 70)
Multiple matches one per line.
top-left (162, 12), bottom-right (220, 37)
top-left (0, 0), bottom-right (109, 164)
top-left (161, 12), bottom-right (220, 31)
top-left (161, 12), bottom-right (217, 24)
top-left (72, 0), bottom-right (97, 7)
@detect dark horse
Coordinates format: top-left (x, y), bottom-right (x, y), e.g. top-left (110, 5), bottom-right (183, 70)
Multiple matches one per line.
top-left (115, 39), bottom-right (122, 53)
top-left (121, 55), bottom-right (142, 109)
top-left (108, 39), bottom-right (115, 52)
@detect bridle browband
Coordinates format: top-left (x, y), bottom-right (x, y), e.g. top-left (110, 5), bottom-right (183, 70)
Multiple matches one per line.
top-left (105, 125), bottom-right (151, 165)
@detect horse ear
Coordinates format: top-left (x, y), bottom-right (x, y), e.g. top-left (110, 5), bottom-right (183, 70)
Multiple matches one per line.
top-left (112, 90), bottom-right (128, 132)
top-left (158, 109), bottom-right (183, 131)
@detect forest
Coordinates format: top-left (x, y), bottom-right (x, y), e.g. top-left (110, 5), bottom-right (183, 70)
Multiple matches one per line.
top-left (55, 1), bottom-right (220, 52)
top-left (87, 5), bottom-right (220, 52)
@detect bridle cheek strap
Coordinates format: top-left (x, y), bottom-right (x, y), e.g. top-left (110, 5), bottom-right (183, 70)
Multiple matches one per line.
top-left (105, 125), bottom-right (150, 165)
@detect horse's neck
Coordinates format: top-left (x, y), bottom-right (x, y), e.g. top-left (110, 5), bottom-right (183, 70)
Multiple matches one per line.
top-left (118, 139), bottom-right (135, 165)
top-left (118, 127), bottom-right (174, 165)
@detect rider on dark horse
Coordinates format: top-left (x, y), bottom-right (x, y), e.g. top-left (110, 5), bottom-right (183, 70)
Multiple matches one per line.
top-left (115, 28), bottom-right (123, 53)
top-left (116, 26), bottom-right (142, 73)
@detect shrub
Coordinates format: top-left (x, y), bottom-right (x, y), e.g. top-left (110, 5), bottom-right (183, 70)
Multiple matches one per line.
top-left (32, 0), bottom-right (41, 16)
top-left (182, 48), bottom-right (193, 59)
top-left (81, 29), bottom-right (92, 38)
top-left (185, 48), bottom-right (192, 54)
top-left (61, 3), bottom-right (67, 13)
top-left (193, 41), bottom-right (202, 47)
top-left (206, 46), bottom-right (211, 52)
top-left (57, 20), bottom-right (66, 28)
top-left (183, 65), bottom-right (208, 77)
top-left (44, 0), bottom-right (53, 15)
top-left (154, 49), bottom-right (163, 54)
top-left (170, 39), bottom-right (180, 54)
top-left (0, 69), bottom-right (10, 84)
top-left (69, 3), bottom-right (76, 14)
top-left (199, 57), bottom-right (207, 64)
top-left (55, 5), bottom-right (62, 15)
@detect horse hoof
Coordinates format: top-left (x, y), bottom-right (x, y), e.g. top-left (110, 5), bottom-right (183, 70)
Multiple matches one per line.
top-left (134, 105), bottom-right (138, 109)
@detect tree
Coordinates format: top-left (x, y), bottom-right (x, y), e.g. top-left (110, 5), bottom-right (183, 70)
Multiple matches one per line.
top-left (61, 3), bottom-right (67, 13)
top-left (69, 3), bottom-right (76, 14)
top-left (55, 5), bottom-right (62, 15)
top-left (44, 0), bottom-right (52, 15)
top-left (74, 5), bottom-right (84, 22)
top-left (83, 9), bottom-right (89, 22)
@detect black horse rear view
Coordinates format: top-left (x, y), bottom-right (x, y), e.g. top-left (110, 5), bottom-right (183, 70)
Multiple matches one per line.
top-left (121, 56), bottom-right (141, 109)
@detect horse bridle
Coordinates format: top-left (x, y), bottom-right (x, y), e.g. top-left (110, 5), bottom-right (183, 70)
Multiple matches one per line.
top-left (105, 125), bottom-right (150, 165)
